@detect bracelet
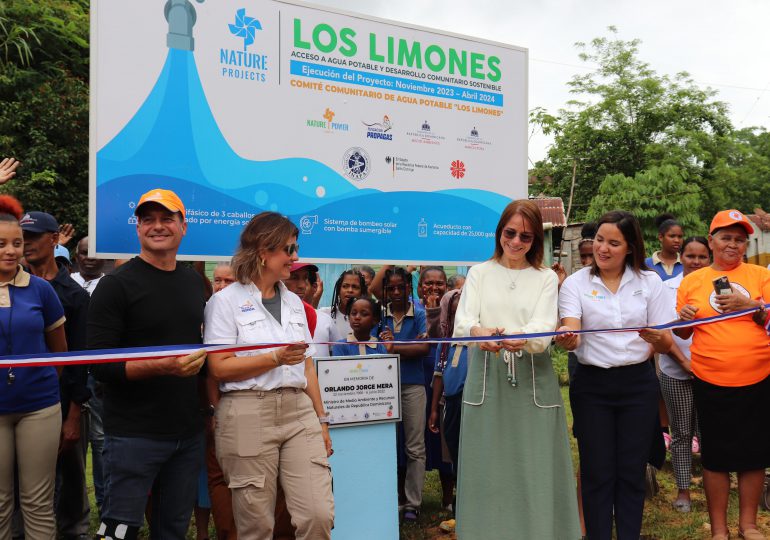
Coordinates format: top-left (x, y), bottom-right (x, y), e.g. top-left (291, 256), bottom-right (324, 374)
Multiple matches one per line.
top-left (271, 350), bottom-right (280, 366)
top-left (318, 415), bottom-right (331, 424)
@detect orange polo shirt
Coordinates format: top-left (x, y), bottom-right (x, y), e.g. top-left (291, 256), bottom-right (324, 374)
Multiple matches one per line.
top-left (677, 264), bottom-right (770, 387)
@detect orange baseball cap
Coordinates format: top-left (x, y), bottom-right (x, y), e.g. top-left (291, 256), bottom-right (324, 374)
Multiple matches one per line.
top-left (135, 188), bottom-right (185, 218)
top-left (709, 209), bottom-right (754, 235)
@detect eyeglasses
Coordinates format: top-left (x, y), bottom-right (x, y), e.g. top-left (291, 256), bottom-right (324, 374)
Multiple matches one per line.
top-left (282, 243), bottom-right (299, 256)
top-left (502, 228), bottom-right (534, 244)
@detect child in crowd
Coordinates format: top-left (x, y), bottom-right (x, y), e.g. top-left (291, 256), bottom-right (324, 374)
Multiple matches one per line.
top-left (428, 289), bottom-right (467, 533)
top-left (417, 267), bottom-right (454, 511)
top-left (331, 297), bottom-right (392, 356)
top-left (378, 267), bottom-right (429, 522)
top-left (319, 269), bottom-right (367, 338)
top-left (645, 213), bottom-right (684, 281)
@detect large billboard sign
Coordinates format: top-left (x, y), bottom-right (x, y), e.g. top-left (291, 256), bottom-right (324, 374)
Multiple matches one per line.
top-left (90, 0), bottom-right (527, 263)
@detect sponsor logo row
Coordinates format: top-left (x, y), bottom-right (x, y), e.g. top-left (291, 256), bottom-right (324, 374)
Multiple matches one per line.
top-left (342, 147), bottom-right (465, 183)
top-left (306, 109), bottom-right (492, 149)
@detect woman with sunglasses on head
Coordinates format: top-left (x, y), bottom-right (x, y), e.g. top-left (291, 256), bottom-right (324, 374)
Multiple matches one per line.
top-left (452, 199), bottom-right (580, 539)
top-left (204, 212), bottom-right (334, 540)
top-left (556, 210), bottom-right (673, 540)
top-left (0, 195), bottom-right (68, 540)
top-left (676, 210), bottom-right (770, 540)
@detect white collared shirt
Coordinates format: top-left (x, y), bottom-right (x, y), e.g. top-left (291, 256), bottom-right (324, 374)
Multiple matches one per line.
top-left (659, 273), bottom-right (692, 380)
top-left (204, 281), bottom-right (315, 391)
top-left (559, 266), bottom-right (670, 368)
top-left (312, 309), bottom-right (339, 358)
top-left (346, 333), bottom-right (380, 356)
top-left (318, 306), bottom-right (352, 340)
top-left (71, 272), bottom-right (104, 296)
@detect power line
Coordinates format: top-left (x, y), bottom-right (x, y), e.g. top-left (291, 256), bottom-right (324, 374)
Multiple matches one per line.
top-left (739, 78), bottom-right (770, 126)
top-left (530, 57), bottom-right (770, 92)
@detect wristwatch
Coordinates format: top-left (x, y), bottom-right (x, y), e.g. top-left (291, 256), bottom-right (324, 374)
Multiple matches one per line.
top-left (318, 415), bottom-right (331, 424)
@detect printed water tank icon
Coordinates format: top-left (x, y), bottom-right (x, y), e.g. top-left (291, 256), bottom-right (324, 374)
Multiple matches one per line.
top-left (300, 215), bottom-right (318, 235)
top-left (417, 218), bottom-right (428, 238)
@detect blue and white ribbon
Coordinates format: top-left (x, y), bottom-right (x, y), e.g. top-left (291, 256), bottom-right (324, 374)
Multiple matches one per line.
top-left (0, 304), bottom-right (766, 368)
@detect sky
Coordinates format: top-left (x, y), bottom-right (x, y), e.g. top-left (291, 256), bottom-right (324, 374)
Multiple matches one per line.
top-left (310, 0), bottom-right (770, 164)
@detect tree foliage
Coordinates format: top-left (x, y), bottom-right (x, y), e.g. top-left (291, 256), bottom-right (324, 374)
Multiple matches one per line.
top-left (585, 165), bottom-right (705, 248)
top-left (0, 0), bottom-right (89, 233)
top-left (530, 27), bottom-right (740, 229)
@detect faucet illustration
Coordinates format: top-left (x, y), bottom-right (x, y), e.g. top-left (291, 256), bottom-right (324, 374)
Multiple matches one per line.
top-left (165, 0), bottom-right (204, 51)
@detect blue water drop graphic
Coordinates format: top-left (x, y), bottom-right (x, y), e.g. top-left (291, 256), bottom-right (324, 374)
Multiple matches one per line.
top-left (392, 207), bottom-right (400, 214)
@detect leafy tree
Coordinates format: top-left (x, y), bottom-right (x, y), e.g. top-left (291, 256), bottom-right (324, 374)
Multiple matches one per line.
top-left (725, 127), bottom-right (770, 213)
top-left (530, 27), bottom-right (736, 222)
top-left (0, 0), bottom-right (89, 235)
top-left (585, 164), bottom-right (705, 249)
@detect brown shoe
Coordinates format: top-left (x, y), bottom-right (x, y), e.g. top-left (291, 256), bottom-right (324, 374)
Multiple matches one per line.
top-left (739, 529), bottom-right (766, 540)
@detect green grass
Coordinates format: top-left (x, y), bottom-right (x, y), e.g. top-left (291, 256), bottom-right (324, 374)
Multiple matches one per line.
top-left (399, 385), bottom-right (770, 540)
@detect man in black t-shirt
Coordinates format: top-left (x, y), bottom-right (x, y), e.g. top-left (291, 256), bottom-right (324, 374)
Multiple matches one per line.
top-left (88, 189), bottom-right (207, 540)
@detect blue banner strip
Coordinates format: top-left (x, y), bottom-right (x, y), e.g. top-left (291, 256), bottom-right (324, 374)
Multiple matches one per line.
top-left (289, 60), bottom-right (504, 107)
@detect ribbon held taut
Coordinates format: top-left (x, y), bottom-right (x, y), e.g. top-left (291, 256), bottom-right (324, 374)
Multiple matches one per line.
top-left (0, 304), bottom-right (766, 368)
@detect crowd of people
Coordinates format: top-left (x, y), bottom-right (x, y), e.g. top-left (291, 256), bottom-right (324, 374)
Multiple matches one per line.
top-left (0, 169), bottom-right (768, 540)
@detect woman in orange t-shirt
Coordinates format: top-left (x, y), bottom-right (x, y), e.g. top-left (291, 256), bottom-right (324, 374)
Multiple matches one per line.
top-left (676, 209), bottom-right (770, 540)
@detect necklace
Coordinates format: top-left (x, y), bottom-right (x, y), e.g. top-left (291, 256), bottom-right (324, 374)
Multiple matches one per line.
top-left (505, 266), bottom-right (525, 290)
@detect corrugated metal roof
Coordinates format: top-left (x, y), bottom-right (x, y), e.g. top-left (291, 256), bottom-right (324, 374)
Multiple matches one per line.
top-left (749, 208), bottom-right (770, 232)
top-left (531, 197), bottom-right (567, 227)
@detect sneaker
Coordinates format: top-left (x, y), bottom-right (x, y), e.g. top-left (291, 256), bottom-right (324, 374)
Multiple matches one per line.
top-left (672, 498), bottom-right (691, 513)
top-left (439, 518), bottom-right (456, 532)
top-left (403, 509), bottom-right (418, 522)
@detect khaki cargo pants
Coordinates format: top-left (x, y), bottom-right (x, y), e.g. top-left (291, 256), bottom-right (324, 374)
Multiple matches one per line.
top-left (215, 389), bottom-right (334, 540)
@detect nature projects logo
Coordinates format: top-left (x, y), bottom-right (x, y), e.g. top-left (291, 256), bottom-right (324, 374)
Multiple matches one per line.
top-left (220, 8), bottom-right (268, 82)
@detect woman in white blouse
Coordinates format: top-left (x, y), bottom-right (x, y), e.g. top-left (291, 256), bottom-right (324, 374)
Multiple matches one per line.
top-left (452, 199), bottom-right (581, 539)
top-left (557, 210), bottom-right (672, 540)
top-left (204, 212), bottom-right (333, 540)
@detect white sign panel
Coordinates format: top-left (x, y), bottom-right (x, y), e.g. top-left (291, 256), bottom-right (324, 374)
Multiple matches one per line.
top-left (91, 0), bottom-right (528, 263)
top-left (316, 355), bottom-right (401, 427)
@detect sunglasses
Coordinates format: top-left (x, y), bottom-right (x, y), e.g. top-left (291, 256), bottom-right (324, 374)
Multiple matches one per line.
top-left (282, 243), bottom-right (299, 256)
top-left (502, 228), bottom-right (534, 244)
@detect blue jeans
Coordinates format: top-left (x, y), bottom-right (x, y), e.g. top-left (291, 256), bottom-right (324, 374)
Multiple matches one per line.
top-left (101, 432), bottom-right (203, 540)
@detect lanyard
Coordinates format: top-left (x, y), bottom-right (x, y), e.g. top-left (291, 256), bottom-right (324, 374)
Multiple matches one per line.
top-left (0, 286), bottom-right (14, 385)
